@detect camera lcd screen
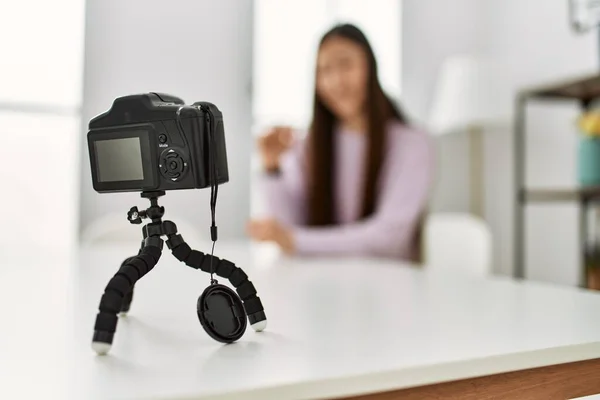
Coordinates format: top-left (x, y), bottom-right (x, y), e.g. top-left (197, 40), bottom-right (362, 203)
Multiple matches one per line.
top-left (94, 137), bottom-right (144, 182)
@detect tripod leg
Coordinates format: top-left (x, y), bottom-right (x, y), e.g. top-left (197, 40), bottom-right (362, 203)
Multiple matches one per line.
top-left (91, 237), bottom-right (163, 355)
top-left (162, 221), bottom-right (267, 333)
top-left (119, 241), bottom-right (145, 315)
top-left (120, 286), bottom-right (134, 314)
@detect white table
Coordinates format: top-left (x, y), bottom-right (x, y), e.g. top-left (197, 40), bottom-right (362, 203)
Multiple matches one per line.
top-left (2, 241), bottom-right (600, 400)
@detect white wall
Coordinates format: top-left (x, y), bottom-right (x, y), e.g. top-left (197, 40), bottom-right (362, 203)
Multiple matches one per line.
top-left (79, 0), bottom-right (253, 244)
top-left (401, 0), bottom-right (484, 218)
top-left (403, 0), bottom-right (598, 284)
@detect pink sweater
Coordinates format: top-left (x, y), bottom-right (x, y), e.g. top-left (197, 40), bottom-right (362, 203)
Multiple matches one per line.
top-left (260, 121), bottom-right (434, 260)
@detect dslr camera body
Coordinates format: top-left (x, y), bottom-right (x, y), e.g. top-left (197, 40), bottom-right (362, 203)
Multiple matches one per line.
top-left (87, 93), bottom-right (229, 193)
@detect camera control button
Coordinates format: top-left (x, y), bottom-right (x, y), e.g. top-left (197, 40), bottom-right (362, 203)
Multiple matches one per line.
top-left (175, 160), bottom-right (184, 173)
top-left (158, 134), bottom-right (168, 144)
top-left (159, 148), bottom-right (187, 182)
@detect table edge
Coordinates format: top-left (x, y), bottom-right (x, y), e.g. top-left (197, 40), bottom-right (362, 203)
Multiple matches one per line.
top-left (162, 341), bottom-right (600, 400)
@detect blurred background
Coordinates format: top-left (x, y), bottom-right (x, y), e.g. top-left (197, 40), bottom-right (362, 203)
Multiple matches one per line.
top-left (3, 0), bottom-right (600, 289)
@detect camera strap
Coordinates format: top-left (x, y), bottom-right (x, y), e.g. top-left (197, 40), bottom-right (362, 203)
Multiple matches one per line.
top-left (176, 105), bottom-right (220, 284)
top-left (205, 107), bottom-right (219, 284)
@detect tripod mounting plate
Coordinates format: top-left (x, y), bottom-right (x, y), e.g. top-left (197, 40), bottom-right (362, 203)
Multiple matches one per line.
top-left (141, 190), bottom-right (166, 199)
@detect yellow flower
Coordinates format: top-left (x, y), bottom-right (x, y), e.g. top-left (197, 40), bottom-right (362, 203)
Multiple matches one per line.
top-left (578, 112), bottom-right (600, 136)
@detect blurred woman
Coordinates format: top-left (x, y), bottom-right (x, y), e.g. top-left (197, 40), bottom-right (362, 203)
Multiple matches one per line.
top-left (247, 23), bottom-right (434, 261)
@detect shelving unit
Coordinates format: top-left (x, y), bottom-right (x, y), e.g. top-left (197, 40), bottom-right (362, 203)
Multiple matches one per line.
top-left (514, 72), bottom-right (600, 288)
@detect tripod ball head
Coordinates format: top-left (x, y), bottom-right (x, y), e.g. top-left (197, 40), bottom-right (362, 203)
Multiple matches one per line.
top-left (127, 207), bottom-right (144, 224)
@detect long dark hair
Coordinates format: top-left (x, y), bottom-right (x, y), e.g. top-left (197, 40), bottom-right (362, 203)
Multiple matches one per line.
top-left (307, 23), bottom-right (407, 226)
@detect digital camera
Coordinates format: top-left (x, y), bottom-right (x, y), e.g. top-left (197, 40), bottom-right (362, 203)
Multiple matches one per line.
top-left (87, 93), bottom-right (229, 193)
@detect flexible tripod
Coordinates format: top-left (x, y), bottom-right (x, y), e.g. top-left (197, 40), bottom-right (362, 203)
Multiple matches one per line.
top-left (91, 190), bottom-right (267, 355)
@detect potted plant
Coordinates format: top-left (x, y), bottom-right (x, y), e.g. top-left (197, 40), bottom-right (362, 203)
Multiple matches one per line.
top-left (577, 111), bottom-right (600, 186)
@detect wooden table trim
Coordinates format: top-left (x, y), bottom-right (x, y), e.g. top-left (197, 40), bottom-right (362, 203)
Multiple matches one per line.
top-left (338, 358), bottom-right (600, 400)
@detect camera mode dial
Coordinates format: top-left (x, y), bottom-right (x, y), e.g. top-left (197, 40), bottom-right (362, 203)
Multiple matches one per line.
top-left (159, 148), bottom-right (188, 182)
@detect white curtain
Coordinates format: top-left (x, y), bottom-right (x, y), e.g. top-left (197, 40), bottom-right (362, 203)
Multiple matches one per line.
top-left (0, 0), bottom-right (85, 255)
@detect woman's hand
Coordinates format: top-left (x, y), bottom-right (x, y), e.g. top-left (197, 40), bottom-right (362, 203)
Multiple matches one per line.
top-left (247, 219), bottom-right (295, 254)
top-left (258, 126), bottom-right (294, 171)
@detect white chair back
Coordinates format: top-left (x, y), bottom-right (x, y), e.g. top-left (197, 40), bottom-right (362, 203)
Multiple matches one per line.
top-left (423, 212), bottom-right (492, 276)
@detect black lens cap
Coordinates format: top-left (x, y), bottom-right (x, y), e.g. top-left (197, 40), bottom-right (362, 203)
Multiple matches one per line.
top-left (197, 283), bottom-right (247, 343)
